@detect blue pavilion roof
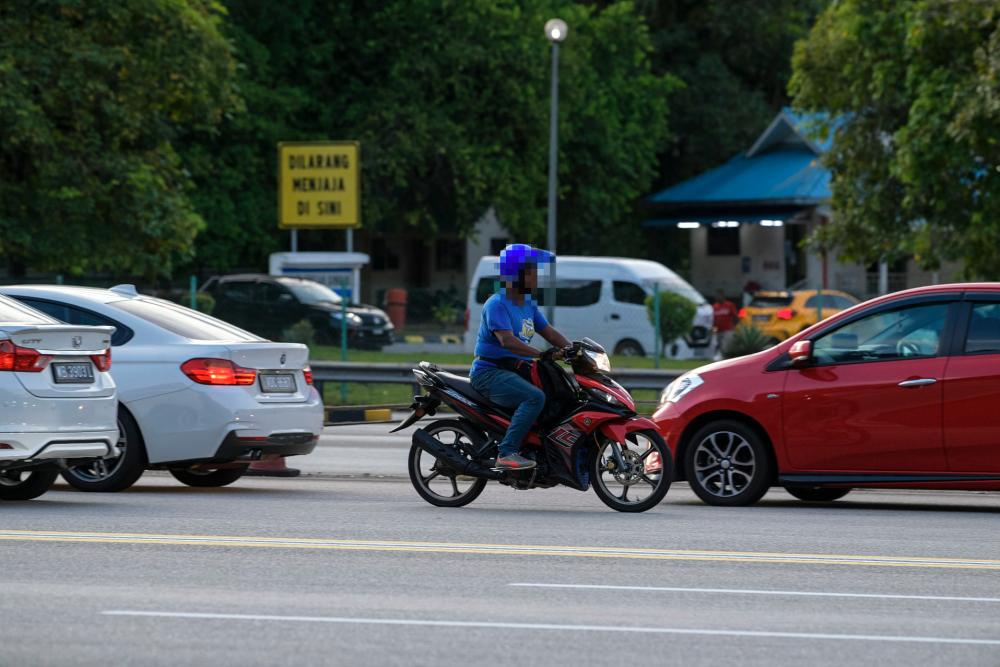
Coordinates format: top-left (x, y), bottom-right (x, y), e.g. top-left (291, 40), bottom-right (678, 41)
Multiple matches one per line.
top-left (645, 109), bottom-right (834, 225)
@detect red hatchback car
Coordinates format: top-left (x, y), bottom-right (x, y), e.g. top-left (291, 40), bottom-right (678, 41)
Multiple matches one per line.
top-left (652, 283), bottom-right (1000, 506)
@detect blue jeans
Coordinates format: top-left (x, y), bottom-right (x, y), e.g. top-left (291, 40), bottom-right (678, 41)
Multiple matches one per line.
top-left (470, 367), bottom-right (545, 457)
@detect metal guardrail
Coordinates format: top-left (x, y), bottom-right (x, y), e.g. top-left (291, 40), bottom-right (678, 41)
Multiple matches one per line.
top-left (310, 360), bottom-right (684, 395)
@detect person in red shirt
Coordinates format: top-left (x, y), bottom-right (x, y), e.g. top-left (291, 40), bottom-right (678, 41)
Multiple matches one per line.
top-left (712, 290), bottom-right (739, 356)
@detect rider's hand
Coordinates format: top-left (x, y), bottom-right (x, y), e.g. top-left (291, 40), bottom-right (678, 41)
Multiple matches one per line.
top-left (541, 347), bottom-right (564, 361)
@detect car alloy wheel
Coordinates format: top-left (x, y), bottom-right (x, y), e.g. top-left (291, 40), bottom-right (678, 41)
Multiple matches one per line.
top-left (693, 431), bottom-right (756, 498)
top-left (66, 418), bottom-right (128, 483)
top-left (684, 419), bottom-right (773, 507)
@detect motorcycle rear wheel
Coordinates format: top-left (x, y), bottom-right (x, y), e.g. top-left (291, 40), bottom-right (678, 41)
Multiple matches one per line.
top-left (591, 429), bottom-right (672, 513)
top-left (408, 419), bottom-right (488, 508)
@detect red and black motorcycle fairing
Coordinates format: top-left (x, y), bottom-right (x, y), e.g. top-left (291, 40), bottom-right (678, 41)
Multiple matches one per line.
top-left (394, 343), bottom-right (662, 493)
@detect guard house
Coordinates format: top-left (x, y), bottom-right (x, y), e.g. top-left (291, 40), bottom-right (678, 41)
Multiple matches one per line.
top-left (644, 109), bottom-right (953, 298)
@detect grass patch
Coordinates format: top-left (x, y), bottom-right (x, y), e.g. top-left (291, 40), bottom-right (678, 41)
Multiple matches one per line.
top-left (311, 346), bottom-right (707, 371)
top-left (321, 382), bottom-right (415, 406)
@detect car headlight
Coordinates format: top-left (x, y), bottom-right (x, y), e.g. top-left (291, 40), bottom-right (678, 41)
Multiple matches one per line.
top-left (660, 373), bottom-right (703, 405)
top-left (332, 312), bottom-right (363, 326)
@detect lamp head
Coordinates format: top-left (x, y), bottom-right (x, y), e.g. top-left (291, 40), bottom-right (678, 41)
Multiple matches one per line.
top-left (545, 18), bottom-right (568, 43)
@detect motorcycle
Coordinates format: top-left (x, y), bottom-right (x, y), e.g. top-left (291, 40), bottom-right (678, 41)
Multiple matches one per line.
top-left (392, 338), bottom-right (672, 512)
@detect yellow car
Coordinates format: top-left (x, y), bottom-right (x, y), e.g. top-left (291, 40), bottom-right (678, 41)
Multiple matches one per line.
top-left (739, 289), bottom-right (859, 342)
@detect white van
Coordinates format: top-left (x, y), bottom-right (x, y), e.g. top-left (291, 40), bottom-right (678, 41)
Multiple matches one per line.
top-left (464, 256), bottom-right (715, 359)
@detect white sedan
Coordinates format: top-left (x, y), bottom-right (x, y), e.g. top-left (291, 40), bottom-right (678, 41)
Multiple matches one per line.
top-left (0, 295), bottom-right (119, 500)
top-left (0, 285), bottom-right (324, 491)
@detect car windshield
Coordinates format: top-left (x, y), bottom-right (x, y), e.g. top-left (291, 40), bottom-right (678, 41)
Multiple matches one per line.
top-left (751, 294), bottom-right (794, 308)
top-left (0, 295), bottom-right (58, 324)
top-left (113, 298), bottom-right (265, 341)
top-left (279, 279), bottom-right (343, 306)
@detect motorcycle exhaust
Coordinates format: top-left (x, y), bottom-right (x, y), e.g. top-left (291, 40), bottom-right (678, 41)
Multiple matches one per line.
top-left (412, 428), bottom-right (499, 480)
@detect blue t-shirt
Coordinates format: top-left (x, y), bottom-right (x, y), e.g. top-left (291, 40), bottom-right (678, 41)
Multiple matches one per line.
top-left (471, 293), bottom-right (549, 376)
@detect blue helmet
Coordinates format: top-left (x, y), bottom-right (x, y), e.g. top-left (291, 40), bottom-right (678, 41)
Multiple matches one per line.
top-left (498, 244), bottom-right (554, 281)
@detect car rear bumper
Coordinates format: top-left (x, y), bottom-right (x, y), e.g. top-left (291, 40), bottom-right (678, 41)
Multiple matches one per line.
top-left (0, 429), bottom-right (120, 469)
top-left (215, 431), bottom-right (319, 461)
top-left (134, 386), bottom-right (325, 466)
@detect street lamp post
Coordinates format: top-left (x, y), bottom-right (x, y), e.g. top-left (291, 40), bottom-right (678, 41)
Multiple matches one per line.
top-left (544, 18), bottom-right (567, 324)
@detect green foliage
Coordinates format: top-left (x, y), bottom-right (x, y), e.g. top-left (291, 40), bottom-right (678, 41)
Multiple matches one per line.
top-left (281, 319), bottom-right (316, 346)
top-left (193, 291), bottom-right (216, 315)
top-left (645, 290), bottom-right (696, 348)
top-left (183, 0), bottom-right (677, 264)
top-left (790, 0), bottom-right (1000, 278)
top-left (431, 301), bottom-right (459, 329)
top-left (0, 0), bottom-right (241, 277)
top-left (724, 323), bottom-right (772, 359)
top-left (621, 0), bottom-right (827, 184)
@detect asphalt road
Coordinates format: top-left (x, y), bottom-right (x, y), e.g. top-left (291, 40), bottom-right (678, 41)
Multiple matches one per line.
top-left (3, 422), bottom-right (1000, 666)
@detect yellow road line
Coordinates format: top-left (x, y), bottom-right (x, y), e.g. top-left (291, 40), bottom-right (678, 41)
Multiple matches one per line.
top-left (1, 529), bottom-right (999, 570)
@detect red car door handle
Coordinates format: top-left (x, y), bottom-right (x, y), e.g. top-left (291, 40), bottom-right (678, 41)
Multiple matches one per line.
top-left (898, 378), bottom-right (937, 387)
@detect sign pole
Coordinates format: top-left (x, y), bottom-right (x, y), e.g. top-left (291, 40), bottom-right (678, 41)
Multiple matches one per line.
top-left (291, 229), bottom-right (298, 253)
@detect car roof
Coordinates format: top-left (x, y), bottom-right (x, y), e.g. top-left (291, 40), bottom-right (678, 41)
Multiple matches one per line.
top-left (0, 284), bottom-right (133, 304)
top-left (473, 256), bottom-right (692, 285)
top-left (210, 273), bottom-right (272, 282)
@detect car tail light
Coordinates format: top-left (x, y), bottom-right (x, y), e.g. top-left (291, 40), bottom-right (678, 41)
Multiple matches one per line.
top-left (776, 308), bottom-right (796, 320)
top-left (0, 341), bottom-right (51, 372)
top-left (303, 366), bottom-right (314, 386)
top-left (464, 308), bottom-right (470, 331)
top-left (90, 348), bottom-right (112, 372)
top-left (738, 307), bottom-right (747, 319)
top-left (181, 358), bottom-right (256, 386)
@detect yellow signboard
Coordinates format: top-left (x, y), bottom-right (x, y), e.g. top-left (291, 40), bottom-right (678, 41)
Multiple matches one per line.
top-left (278, 141), bottom-right (360, 229)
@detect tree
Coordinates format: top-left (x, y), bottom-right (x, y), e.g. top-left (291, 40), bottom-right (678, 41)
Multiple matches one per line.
top-left (645, 289), bottom-right (695, 349)
top-left (790, 0), bottom-right (1000, 278)
top-left (601, 0), bottom-right (828, 185)
top-left (0, 0), bottom-right (240, 278)
top-left (184, 0), bottom-right (677, 267)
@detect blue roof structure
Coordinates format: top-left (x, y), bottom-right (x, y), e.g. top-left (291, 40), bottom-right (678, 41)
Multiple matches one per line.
top-left (645, 108), bottom-right (833, 227)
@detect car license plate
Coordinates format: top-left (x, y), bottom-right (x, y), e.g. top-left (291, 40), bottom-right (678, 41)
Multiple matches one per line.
top-left (260, 373), bottom-right (297, 394)
top-left (51, 362), bottom-right (95, 384)
top-left (753, 314), bottom-right (771, 322)
top-left (373, 328), bottom-right (384, 335)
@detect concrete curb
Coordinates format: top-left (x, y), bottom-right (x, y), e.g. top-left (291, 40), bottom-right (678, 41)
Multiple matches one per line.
top-left (325, 407), bottom-right (393, 424)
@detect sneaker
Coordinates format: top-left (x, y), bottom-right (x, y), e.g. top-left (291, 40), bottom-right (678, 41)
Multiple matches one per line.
top-left (495, 453), bottom-right (536, 470)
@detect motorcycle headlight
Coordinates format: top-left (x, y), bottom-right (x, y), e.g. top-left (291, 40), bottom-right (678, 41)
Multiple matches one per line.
top-left (585, 349), bottom-right (611, 372)
top-left (661, 373), bottom-right (703, 405)
top-left (587, 387), bottom-right (625, 408)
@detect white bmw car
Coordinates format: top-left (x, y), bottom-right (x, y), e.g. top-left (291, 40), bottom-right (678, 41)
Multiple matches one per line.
top-left (0, 295), bottom-right (119, 500)
top-left (0, 285), bottom-right (324, 491)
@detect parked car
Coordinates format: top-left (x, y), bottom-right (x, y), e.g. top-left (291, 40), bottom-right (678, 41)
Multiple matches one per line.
top-left (0, 294), bottom-right (119, 500)
top-left (465, 256), bottom-right (715, 358)
top-left (0, 285), bottom-right (324, 491)
top-left (653, 283), bottom-right (1000, 506)
top-left (203, 274), bottom-right (393, 349)
top-left (739, 289), bottom-right (858, 343)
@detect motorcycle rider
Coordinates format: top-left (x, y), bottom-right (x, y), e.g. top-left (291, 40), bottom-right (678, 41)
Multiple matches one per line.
top-left (470, 244), bottom-right (571, 470)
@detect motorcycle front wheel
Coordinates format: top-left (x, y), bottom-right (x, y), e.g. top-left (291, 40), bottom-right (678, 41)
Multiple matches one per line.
top-left (408, 419), bottom-right (488, 508)
top-left (591, 428), bottom-right (672, 513)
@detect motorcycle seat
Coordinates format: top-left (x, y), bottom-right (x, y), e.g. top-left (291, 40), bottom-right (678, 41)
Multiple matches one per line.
top-left (437, 372), bottom-right (514, 417)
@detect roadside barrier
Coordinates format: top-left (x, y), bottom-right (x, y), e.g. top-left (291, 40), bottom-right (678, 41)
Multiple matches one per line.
top-left (326, 406), bottom-right (395, 424)
top-left (309, 361), bottom-right (683, 400)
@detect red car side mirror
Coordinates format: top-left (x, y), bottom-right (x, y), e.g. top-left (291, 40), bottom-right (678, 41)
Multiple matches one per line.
top-left (789, 339), bottom-right (812, 366)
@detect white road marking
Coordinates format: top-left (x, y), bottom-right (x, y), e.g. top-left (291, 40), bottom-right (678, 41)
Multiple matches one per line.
top-left (509, 583), bottom-right (1000, 603)
top-left (101, 611), bottom-right (1000, 646)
